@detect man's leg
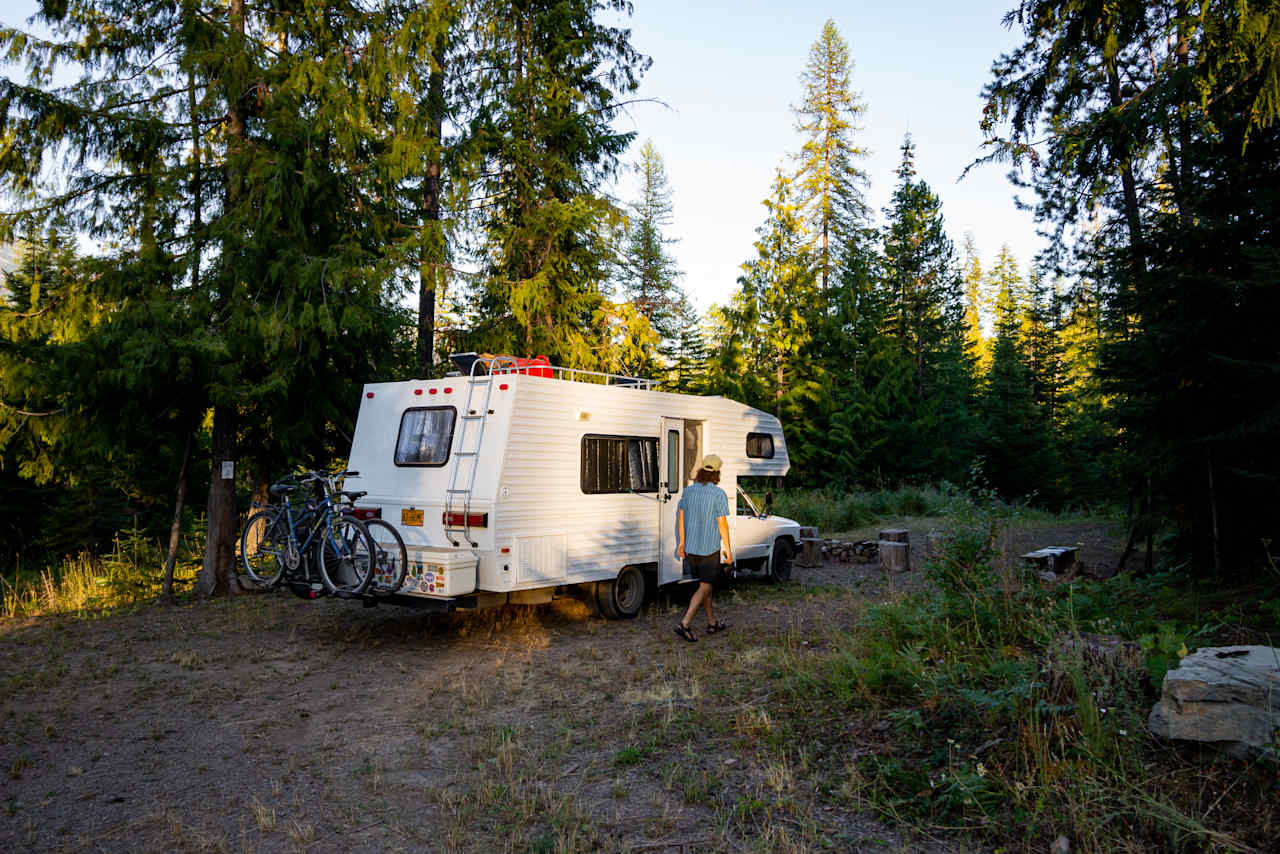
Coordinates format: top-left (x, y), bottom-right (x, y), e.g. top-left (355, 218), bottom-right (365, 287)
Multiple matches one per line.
top-left (701, 586), bottom-right (715, 626)
top-left (681, 582), bottom-right (710, 628)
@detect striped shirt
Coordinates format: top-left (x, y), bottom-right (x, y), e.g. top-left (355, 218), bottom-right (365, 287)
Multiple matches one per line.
top-left (677, 481), bottom-right (730, 556)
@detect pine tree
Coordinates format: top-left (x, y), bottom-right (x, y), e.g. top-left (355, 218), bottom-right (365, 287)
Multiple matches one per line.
top-left (465, 0), bottom-right (648, 368)
top-left (979, 248), bottom-right (1057, 501)
top-left (619, 139), bottom-right (682, 374)
top-left (880, 134), bottom-right (964, 407)
top-left (961, 233), bottom-right (991, 372)
top-left (983, 0), bottom-right (1280, 567)
top-left (791, 18), bottom-right (870, 297)
top-left (1, 1), bottom-right (425, 592)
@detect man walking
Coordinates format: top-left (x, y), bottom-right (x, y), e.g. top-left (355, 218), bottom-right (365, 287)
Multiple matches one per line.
top-left (673, 454), bottom-right (733, 642)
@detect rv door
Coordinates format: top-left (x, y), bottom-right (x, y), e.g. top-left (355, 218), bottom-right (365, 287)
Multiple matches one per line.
top-left (659, 418), bottom-right (684, 585)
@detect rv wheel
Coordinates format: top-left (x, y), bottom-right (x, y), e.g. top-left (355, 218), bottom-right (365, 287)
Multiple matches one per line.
top-left (769, 538), bottom-right (795, 584)
top-left (596, 565), bottom-right (645, 619)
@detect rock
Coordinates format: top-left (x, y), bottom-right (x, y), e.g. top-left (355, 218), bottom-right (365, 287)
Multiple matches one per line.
top-left (1148, 645), bottom-right (1280, 759)
top-left (1049, 836), bottom-right (1070, 854)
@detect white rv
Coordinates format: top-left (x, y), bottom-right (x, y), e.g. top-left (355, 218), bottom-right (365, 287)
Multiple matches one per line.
top-left (343, 355), bottom-right (801, 617)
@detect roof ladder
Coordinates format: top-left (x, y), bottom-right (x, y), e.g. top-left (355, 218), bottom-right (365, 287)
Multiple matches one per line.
top-left (444, 356), bottom-right (515, 546)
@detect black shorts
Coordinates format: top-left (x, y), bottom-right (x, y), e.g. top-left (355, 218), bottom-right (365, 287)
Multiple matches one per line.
top-left (685, 552), bottom-right (720, 585)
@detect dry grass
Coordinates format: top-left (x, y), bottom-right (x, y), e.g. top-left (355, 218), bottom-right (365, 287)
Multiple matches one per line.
top-left (2, 529), bottom-right (202, 619)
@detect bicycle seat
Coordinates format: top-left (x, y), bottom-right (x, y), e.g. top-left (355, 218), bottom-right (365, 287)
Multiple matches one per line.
top-left (342, 490), bottom-right (368, 500)
top-left (269, 483), bottom-right (297, 496)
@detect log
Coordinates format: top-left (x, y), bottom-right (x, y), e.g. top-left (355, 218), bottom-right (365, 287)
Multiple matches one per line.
top-left (880, 540), bottom-right (909, 572)
top-left (879, 528), bottom-right (909, 543)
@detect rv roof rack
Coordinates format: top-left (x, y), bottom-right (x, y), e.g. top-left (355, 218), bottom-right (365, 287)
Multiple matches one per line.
top-left (448, 352), bottom-right (653, 390)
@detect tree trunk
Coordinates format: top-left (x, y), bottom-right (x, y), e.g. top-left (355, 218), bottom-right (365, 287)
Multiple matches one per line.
top-left (196, 405), bottom-right (237, 596)
top-left (197, 0), bottom-right (246, 598)
top-left (417, 32), bottom-right (447, 377)
top-left (188, 64), bottom-right (203, 289)
top-left (1106, 65), bottom-right (1146, 273)
top-left (775, 353), bottom-right (783, 418)
top-left (160, 431), bottom-right (192, 600)
top-left (1207, 450), bottom-right (1222, 576)
top-left (1152, 473), bottom-right (1162, 573)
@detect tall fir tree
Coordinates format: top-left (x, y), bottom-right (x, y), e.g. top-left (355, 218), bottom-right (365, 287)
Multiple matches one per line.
top-left (961, 233), bottom-right (991, 373)
top-left (791, 18), bottom-right (870, 298)
top-left (720, 172), bottom-right (823, 477)
top-left (619, 139), bottom-right (682, 376)
top-left (979, 249), bottom-right (1058, 501)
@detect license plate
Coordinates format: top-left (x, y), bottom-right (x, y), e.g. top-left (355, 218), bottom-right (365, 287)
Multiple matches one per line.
top-left (401, 508), bottom-right (424, 526)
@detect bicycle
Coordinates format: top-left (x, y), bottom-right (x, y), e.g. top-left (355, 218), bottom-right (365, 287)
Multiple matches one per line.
top-left (332, 485), bottom-right (409, 596)
top-left (239, 470), bottom-right (377, 597)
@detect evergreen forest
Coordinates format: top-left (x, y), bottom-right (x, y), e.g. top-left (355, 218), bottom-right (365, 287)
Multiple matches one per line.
top-left (2, 1), bottom-right (1278, 592)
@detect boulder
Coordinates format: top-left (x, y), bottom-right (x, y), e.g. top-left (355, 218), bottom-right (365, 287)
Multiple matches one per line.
top-left (1148, 645), bottom-right (1280, 759)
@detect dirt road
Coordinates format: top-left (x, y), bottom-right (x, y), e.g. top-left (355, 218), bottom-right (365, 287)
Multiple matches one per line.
top-left (0, 522), bottom-right (1117, 853)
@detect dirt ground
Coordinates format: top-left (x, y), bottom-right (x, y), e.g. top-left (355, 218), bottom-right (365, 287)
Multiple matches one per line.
top-left (0, 521), bottom-right (1122, 853)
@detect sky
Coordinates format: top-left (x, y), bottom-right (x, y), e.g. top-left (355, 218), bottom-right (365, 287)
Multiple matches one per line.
top-left (609, 0), bottom-right (1042, 311)
top-left (0, 0), bottom-right (1044, 311)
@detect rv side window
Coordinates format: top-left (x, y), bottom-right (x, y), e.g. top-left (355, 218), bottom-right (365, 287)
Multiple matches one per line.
top-left (394, 407), bottom-right (456, 467)
top-left (581, 435), bottom-right (659, 494)
top-left (746, 432), bottom-right (775, 459)
top-left (666, 430), bottom-right (680, 493)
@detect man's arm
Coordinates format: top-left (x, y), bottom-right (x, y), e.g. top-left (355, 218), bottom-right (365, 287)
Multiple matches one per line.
top-left (717, 515), bottom-right (732, 565)
top-left (677, 508), bottom-right (686, 559)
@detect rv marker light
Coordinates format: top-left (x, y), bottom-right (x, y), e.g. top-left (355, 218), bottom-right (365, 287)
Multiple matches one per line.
top-left (429, 388), bottom-right (438, 395)
top-left (444, 387), bottom-right (453, 393)
top-left (414, 389), bottom-right (422, 395)
top-left (366, 392), bottom-right (374, 398)
top-left (499, 383), bottom-right (509, 390)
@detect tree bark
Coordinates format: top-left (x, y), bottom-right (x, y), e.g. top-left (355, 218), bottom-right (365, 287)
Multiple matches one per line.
top-left (1207, 450), bottom-right (1222, 576)
top-left (1152, 473), bottom-right (1162, 573)
top-left (197, 0), bottom-right (247, 597)
top-left (196, 405), bottom-right (237, 596)
top-left (417, 32), bottom-right (447, 377)
top-left (188, 64), bottom-right (203, 290)
top-left (160, 431), bottom-right (192, 600)
top-left (1106, 65), bottom-right (1146, 274)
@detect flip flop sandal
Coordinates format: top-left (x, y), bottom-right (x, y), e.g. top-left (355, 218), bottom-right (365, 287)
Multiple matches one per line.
top-left (673, 623), bottom-right (697, 643)
top-left (706, 621), bottom-right (729, 635)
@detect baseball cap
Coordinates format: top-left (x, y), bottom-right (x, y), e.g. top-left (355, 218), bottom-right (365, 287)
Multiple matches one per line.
top-left (701, 454), bottom-right (722, 472)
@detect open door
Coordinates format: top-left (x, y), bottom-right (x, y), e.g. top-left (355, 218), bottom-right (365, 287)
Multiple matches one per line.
top-left (660, 419), bottom-right (702, 585)
top-left (659, 418), bottom-right (684, 585)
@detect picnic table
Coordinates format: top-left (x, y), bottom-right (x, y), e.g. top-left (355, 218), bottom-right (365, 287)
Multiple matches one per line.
top-left (1020, 546), bottom-right (1079, 574)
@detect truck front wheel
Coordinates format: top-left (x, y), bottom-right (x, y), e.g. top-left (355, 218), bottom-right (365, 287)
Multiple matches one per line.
top-left (769, 538), bottom-right (795, 584)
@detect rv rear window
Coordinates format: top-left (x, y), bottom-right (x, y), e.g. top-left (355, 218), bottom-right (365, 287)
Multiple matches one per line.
top-left (394, 407), bottom-right (456, 467)
top-left (580, 435), bottom-right (659, 494)
top-left (746, 432), bottom-right (775, 459)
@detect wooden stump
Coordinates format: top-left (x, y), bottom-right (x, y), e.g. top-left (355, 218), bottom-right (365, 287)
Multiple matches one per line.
top-left (879, 528), bottom-right (909, 543)
top-left (797, 526), bottom-right (822, 567)
top-left (880, 541), bottom-right (909, 572)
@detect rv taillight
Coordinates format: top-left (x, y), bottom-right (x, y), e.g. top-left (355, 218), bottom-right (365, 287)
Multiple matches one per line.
top-left (350, 507), bottom-right (381, 521)
top-left (442, 511), bottom-right (488, 528)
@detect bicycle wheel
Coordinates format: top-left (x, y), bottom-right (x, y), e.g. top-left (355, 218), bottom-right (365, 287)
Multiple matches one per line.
top-left (240, 509), bottom-right (287, 588)
top-left (363, 517), bottom-right (409, 595)
top-left (313, 514), bottom-right (377, 595)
